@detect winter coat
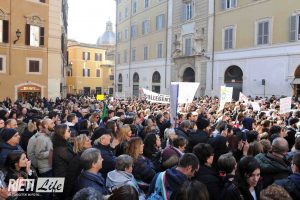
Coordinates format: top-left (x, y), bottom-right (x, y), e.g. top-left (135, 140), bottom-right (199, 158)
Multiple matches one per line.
top-left (133, 156), bottom-right (156, 184)
top-left (219, 175), bottom-right (243, 200)
top-left (175, 127), bottom-right (189, 140)
top-left (94, 143), bottom-right (116, 179)
top-left (0, 143), bottom-right (23, 168)
top-left (255, 153), bottom-right (291, 188)
top-left (52, 134), bottom-right (74, 177)
top-left (34, 132), bottom-right (53, 173)
top-left (76, 171), bottom-right (108, 195)
top-left (148, 168), bottom-right (188, 199)
top-left (106, 170), bottom-right (145, 200)
top-left (64, 152), bottom-right (83, 199)
top-left (275, 172), bottom-right (300, 200)
top-left (186, 129), bottom-right (209, 153)
top-left (195, 165), bottom-right (223, 200)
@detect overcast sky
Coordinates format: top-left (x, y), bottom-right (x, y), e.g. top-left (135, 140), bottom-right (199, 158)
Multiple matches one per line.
top-left (68, 0), bottom-right (116, 44)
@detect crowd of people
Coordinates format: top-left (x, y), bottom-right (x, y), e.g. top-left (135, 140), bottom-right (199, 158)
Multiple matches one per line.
top-left (0, 95), bottom-right (299, 200)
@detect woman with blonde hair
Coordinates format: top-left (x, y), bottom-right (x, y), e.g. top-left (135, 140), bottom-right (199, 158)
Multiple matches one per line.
top-left (115, 124), bottom-right (132, 156)
top-left (126, 137), bottom-right (156, 191)
top-left (65, 134), bottom-right (92, 198)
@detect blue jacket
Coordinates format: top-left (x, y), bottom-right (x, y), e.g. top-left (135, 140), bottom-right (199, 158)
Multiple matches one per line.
top-left (76, 171), bottom-right (108, 195)
top-left (148, 168), bottom-right (188, 199)
top-left (0, 143), bottom-right (23, 168)
top-left (275, 173), bottom-right (300, 200)
top-left (94, 143), bottom-right (116, 179)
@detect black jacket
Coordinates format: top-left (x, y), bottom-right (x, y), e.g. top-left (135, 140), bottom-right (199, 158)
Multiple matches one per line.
top-left (52, 134), bottom-right (75, 177)
top-left (219, 175), bottom-right (242, 200)
top-left (275, 172), bottom-right (300, 200)
top-left (195, 165), bottom-right (223, 200)
top-left (255, 153), bottom-right (291, 188)
top-left (133, 156), bottom-right (156, 184)
top-left (175, 127), bottom-right (189, 140)
top-left (186, 129), bottom-right (209, 153)
top-left (285, 127), bottom-right (297, 150)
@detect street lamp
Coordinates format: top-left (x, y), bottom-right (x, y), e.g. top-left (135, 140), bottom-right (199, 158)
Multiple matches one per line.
top-left (13, 29), bottom-right (21, 44)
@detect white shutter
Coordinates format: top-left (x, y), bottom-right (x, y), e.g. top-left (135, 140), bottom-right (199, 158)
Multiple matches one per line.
top-left (231, 0), bottom-right (237, 8)
top-left (182, 4), bottom-right (187, 22)
top-left (290, 15), bottom-right (297, 42)
top-left (221, 0), bottom-right (226, 10)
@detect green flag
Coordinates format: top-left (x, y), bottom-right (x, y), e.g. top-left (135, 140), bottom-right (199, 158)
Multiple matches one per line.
top-left (102, 102), bottom-right (107, 120)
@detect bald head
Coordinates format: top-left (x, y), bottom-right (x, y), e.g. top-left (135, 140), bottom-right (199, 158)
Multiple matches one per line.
top-left (272, 137), bottom-right (289, 154)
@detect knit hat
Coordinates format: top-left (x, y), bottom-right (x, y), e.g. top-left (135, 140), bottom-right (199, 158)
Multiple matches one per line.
top-left (289, 117), bottom-right (299, 126)
top-left (91, 128), bottom-right (109, 144)
top-left (1, 128), bottom-right (17, 142)
top-left (196, 117), bottom-right (210, 130)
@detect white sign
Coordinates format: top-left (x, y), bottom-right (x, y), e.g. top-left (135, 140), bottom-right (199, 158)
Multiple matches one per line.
top-left (280, 97), bottom-right (292, 114)
top-left (251, 102), bottom-right (261, 111)
top-left (239, 92), bottom-right (249, 104)
top-left (172, 82), bottom-right (200, 103)
top-left (30, 25), bottom-right (40, 47)
top-left (141, 88), bottom-right (170, 104)
top-left (219, 86), bottom-right (233, 111)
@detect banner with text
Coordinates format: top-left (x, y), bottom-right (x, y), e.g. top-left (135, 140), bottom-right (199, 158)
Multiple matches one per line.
top-left (172, 82), bottom-right (200, 104)
top-left (239, 92), bottom-right (249, 104)
top-left (141, 88), bottom-right (170, 104)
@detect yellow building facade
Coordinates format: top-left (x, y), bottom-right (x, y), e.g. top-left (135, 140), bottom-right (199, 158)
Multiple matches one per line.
top-left (206, 0), bottom-right (300, 98)
top-left (67, 41), bottom-right (114, 96)
top-left (0, 0), bottom-right (67, 101)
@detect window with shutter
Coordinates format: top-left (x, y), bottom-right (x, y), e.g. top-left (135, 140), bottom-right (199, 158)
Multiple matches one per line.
top-left (224, 28), bottom-right (233, 49)
top-left (88, 69), bottom-right (90, 77)
top-left (221, 0), bottom-right (236, 10)
top-left (132, 0), bottom-right (137, 14)
top-left (82, 52), bottom-right (86, 60)
top-left (25, 24), bottom-right (44, 47)
top-left (0, 20), bottom-right (9, 43)
top-left (124, 50), bottom-right (127, 63)
top-left (184, 37), bottom-right (192, 56)
top-left (156, 14), bottom-right (165, 31)
top-left (157, 43), bottom-right (163, 58)
top-left (99, 53), bottom-right (102, 61)
top-left (144, 46), bottom-right (148, 60)
top-left (290, 16), bottom-right (297, 42)
top-left (96, 69), bottom-right (101, 77)
top-left (87, 52), bottom-right (90, 60)
top-left (29, 60), bottom-right (40, 72)
top-left (0, 57), bottom-right (3, 71)
top-left (257, 21), bottom-right (269, 45)
top-left (39, 27), bottom-right (44, 46)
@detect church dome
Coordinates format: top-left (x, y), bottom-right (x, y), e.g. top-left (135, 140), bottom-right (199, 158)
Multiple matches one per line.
top-left (96, 20), bottom-right (116, 45)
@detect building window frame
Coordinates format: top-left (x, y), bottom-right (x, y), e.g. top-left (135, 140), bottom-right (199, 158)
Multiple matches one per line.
top-left (156, 14), bottom-right (165, 31)
top-left (255, 17), bottom-right (272, 46)
top-left (131, 25), bottom-right (138, 39)
top-left (183, 34), bottom-right (193, 56)
top-left (0, 55), bottom-right (6, 73)
top-left (82, 68), bottom-right (90, 77)
top-left (144, 46), bottom-right (148, 60)
top-left (290, 13), bottom-right (300, 42)
top-left (142, 20), bottom-right (150, 35)
top-left (157, 42), bottom-right (163, 58)
top-left (144, 0), bottom-right (150, 9)
top-left (132, 0), bottom-right (137, 14)
top-left (124, 49), bottom-right (128, 63)
top-left (124, 28), bottom-right (129, 40)
top-left (223, 25), bottom-right (236, 50)
top-left (131, 48), bottom-right (136, 62)
top-left (96, 69), bottom-right (101, 77)
top-left (221, 0), bottom-right (237, 10)
top-left (0, 19), bottom-right (9, 43)
top-left (26, 57), bottom-right (42, 75)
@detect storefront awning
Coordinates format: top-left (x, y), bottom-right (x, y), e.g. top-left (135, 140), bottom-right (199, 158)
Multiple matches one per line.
top-left (292, 78), bottom-right (300, 84)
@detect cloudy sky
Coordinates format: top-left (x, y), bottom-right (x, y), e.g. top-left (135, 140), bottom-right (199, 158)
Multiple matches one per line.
top-left (68, 0), bottom-right (116, 44)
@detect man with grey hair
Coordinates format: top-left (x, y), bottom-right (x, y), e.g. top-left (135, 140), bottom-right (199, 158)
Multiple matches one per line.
top-left (175, 120), bottom-right (190, 140)
top-left (75, 148), bottom-right (108, 195)
top-left (255, 137), bottom-right (292, 188)
top-left (106, 154), bottom-right (145, 200)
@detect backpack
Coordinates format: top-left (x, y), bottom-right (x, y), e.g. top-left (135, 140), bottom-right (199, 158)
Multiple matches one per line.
top-left (147, 171), bottom-right (169, 200)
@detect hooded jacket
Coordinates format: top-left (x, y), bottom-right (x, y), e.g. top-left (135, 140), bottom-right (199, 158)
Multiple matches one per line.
top-left (106, 170), bottom-right (145, 199)
top-left (255, 153), bottom-right (291, 188)
top-left (275, 172), bottom-right (300, 200)
top-left (148, 168), bottom-right (188, 199)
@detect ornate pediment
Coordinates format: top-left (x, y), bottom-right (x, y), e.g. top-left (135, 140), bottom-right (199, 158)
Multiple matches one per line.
top-left (0, 9), bottom-right (9, 20)
top-left (25, 15), bottom-right (45, 26)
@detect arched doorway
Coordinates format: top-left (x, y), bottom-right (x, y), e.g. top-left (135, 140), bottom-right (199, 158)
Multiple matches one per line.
top-left (152, 71), bottom-right (161, 93)
top-left (118, 73), bottom-right (123, 92)
top-left (133, 72), bottom-right (139, 97)
top-left (224, 65), bottom-right (243, 100)
top-left (183, 67), bottom-right (195, 82)
top-left (293, 65), bottom-right (300, 97)
top-left (17, 85), bottom-right (41, 101)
